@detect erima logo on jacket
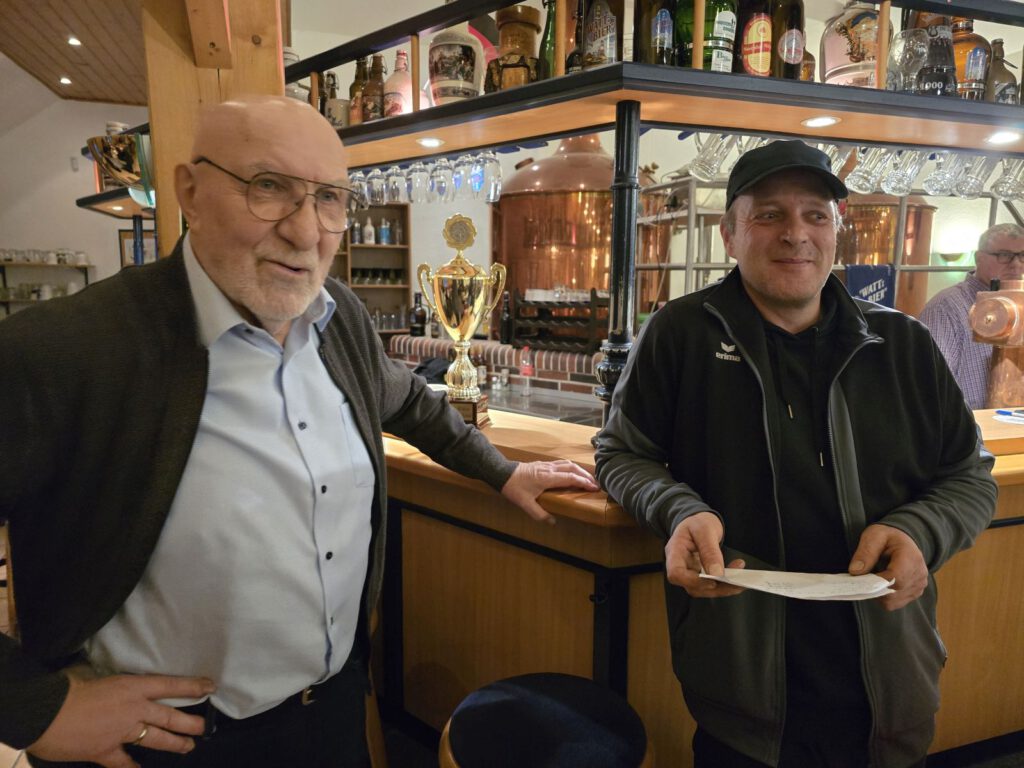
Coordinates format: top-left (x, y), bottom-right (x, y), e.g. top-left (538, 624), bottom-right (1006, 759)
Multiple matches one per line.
top-left (716, 341), bottom-right (741, 362)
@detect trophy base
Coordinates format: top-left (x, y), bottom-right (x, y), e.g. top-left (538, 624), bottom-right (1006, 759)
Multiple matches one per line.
top-left (449, 394), bottom-right (491, 428)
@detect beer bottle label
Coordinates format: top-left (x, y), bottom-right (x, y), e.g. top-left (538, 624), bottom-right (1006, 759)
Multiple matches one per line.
top-left (742, 13), bottom-right (772, 76)
top-left (652, 9), bottom-right (673, 51)
top-left (995, 82), bottom-right (1020, 104)
top-left (584, 0), bottom-right (618, 67)
top-left (777, 28), bottom-right (804, 65)
top-left (384, 92), bottom-right (406, 117)
top-left (712, 11), bottom-right (737, 42)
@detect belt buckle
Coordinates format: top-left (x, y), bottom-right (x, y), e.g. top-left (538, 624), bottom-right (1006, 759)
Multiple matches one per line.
top-left (301, 685), bottom-right (316, 706)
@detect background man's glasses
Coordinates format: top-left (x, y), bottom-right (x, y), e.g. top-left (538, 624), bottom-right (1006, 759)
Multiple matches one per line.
top-left (983, 250), bottom-right (1024, 264)
top-left (195, 157), bottom-right (368, 233)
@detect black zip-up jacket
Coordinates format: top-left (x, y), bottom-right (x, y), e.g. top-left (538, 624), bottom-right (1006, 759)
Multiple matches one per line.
top-left (595, 269), bottom-right (997, 768)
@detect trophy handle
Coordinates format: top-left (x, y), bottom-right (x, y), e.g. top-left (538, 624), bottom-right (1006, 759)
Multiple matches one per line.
top-left (484, 263), bottom-right (507, 315)
top-left (417, 264), bottom-right (438, 315)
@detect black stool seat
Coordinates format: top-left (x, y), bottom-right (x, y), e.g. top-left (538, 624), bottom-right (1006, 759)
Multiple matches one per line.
top-left (448, 673), bottom-right (648, 768)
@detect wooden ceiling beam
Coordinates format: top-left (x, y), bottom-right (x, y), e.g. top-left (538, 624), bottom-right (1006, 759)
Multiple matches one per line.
top-left (186, 0), bottom-right (234, 69)
top-left (142, 0), bottom-right (283, 256)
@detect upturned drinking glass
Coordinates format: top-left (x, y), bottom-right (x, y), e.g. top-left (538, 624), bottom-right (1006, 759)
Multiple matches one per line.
top-left (429, 159), bottom-right (455, 203)
top-left (453, 154), bottom-right (475, 200)
top-left (955, 156), bottom-right (1000, 199)
top-left (818, 143), bottom-right (856, 176)
top-left (386, 165), bottom-right (407, 203)
top-left (406, 161), bottom-right (430, 205)
top-left (349, 170), bottom-right (367, 203)
top-left (480, 151), bottom-right (502, 203)
top-left (921, 152), bottom-right (969, 196)
top-left (690, 134), bottom-right (739, 182)
top-left (844, 147), bottom-right (892, 194)
top-left (366, 167), bottom-right (387, 206)
top-left (885, 29), bottom-right (930, 93)
top-left (990, 159), bottom-right (1024, 201)
top-left (880, 149), bottom-right (929, 197)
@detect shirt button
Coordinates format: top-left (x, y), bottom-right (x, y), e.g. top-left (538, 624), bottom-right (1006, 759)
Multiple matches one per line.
top-left (298, 421), bottom-right (307, 430)
top-left (321, 485), bottom-right (327, 494)
top-left (244, 328), bottom-right (254, 335)
top-left (326, 551), bottom-right (333, 560)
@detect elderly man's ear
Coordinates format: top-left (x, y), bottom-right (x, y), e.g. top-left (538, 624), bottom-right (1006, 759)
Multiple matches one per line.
top-left (175, 163), bottom-right (199, 227)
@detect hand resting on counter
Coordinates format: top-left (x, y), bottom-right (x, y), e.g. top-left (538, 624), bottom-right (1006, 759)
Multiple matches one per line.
top-left (500, 460), bottom-right (600, 525)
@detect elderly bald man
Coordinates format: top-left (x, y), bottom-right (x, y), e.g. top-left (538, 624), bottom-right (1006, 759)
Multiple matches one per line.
top-left (0, 95), bottom-right (598, 768)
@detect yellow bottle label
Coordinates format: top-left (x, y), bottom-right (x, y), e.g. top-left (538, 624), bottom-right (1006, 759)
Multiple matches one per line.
top-left (742, 14), bottom-right (772, 76)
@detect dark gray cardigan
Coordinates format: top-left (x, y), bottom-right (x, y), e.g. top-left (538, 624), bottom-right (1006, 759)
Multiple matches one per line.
top-left (0, 242), bottom-right (516, 748)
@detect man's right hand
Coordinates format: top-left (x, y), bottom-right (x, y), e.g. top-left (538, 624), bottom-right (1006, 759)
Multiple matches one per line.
top-left (665, 511), bottom-right (746, 598)
top-left (28, 673), bottom-right (216, 768)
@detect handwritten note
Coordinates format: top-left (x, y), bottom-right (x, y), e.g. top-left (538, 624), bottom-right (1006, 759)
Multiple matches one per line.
top-left (699, 568), bottom-right (895, 601)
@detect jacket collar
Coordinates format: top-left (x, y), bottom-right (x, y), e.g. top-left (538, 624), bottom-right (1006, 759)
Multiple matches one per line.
top-left (701, 268), bottom-right (880, 366)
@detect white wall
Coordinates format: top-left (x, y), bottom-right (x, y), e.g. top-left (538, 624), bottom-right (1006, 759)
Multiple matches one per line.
top-left (0, 97), bottom-right (148, 286)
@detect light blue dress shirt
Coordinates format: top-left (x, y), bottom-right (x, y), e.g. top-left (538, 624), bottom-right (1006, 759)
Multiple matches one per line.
top-left (86, 234), bottom-right (375, 718)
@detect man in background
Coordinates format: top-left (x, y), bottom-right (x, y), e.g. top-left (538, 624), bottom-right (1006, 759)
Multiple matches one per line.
top-left (0, 95), bottom-right (597, 768)
top-left (919, 223), bottom-right (1024, 409)
top-left (596, 140), bottom-right (996, 768)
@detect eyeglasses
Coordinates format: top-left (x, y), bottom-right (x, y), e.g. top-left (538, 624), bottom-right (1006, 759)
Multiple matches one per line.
top-left (194, 157), bottom-right (368, 233)
top-left (982, 250), bottom-right (1024, 264)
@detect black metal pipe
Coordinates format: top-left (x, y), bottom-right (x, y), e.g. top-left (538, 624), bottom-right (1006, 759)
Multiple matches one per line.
top-left (595, 100), bottom-right (640, 421)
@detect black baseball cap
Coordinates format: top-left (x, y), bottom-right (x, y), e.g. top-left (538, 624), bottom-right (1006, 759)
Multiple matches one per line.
top-left (725, 139), bottom-right (849, 210)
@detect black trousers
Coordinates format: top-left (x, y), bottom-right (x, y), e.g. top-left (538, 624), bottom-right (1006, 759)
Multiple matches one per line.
top-left (33, 655), bottom-right (370, 768)
top-left (693, 727), bottom-right (927, 768)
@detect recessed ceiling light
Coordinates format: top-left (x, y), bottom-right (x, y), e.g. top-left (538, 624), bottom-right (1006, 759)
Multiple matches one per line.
top-left (111, 205), bottom-right (124, 211)
top-left (416, 137), bottom-right (444, 148)
top-left (801, 116), bottom-right (841, 128)
top-left (68, 36), bottom-right (81, 46)
top-left (59, 76), bottom-right (72, 85)
top-left (987, 130), bottom-right (1021, 145)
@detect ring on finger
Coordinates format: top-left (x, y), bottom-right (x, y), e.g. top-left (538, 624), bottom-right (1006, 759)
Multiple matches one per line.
top-left (131, 725), bottom-right (149, 746)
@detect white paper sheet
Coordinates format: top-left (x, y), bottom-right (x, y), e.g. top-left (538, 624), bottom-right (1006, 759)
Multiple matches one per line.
top-left (698, 568), bottom-right (895, 601)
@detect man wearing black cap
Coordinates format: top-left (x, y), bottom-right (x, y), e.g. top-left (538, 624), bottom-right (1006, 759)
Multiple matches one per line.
top-left (595, 140), bottom-right (995, 767)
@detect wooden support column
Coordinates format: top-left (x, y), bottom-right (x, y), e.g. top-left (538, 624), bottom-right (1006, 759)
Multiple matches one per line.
top-left (142, 0), bottom-right (284, 257)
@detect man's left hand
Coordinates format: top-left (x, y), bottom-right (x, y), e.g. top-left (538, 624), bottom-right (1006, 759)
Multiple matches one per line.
top-left (848, 524), bottom-right (928, 611)
top-left (500, 461), bottom-right (600, 524)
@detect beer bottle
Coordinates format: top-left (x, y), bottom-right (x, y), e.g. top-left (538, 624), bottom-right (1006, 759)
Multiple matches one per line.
top-left (362, 54), bottom-right (386, 122)
top-left (409, 293), bottom-right (428, 337)
top-left (676, 0), bottom-right (737, 71)
top-left (733, 0), bottom-right (772, 76)
top-left (348, 57), bottom-right (368, 126)
top-left (566, 0), bottom-right (587, 73)
top-left (538, 0), bottom-right (558, 79)
top-left (770, 0), bottom-right (804, 79)
top-left (986, 39), bottom-right (1019, 105)
top-left (583, 0), bottom-right (625, 69)
top-left (636, 0), bottom-right (676, 65)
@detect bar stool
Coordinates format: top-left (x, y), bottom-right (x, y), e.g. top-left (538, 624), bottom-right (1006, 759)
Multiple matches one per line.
top-left (439, 673), bottom-right (653, 768)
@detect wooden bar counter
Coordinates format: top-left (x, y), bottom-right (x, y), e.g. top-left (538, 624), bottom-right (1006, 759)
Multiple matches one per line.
top-left (380, 409), bottom-right (1024, 765)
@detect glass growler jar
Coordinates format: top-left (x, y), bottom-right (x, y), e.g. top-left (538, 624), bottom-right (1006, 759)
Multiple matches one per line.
top-left (583, 0), bottom-right (626, 69)
top-left (951, 17), bottom-right (991, 100)
top-left (819, 0), bottom-right (888, 87)
top-left (733, 0), bottom-right (772, 76)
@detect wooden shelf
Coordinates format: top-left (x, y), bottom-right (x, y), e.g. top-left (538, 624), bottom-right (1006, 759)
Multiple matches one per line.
top-left (351, 243), bottom-right (409, 249)
top-left (337, 63), bottom-right (1024, 170)
top-left (75, 188), bottom-right (154, 220)
top-left (0, 263), bottom-right (92, 270)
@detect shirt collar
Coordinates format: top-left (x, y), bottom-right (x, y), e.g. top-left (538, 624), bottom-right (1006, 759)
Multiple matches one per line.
top-left (183, 232), bottom-right (337, 348)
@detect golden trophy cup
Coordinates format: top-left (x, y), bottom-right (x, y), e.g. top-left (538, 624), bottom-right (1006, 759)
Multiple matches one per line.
top-left (418, 215), bottom-right (506, 428)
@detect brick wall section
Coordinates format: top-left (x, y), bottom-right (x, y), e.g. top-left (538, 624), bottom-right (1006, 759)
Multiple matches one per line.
top-left (388, 335), bottom-right (602, 394)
